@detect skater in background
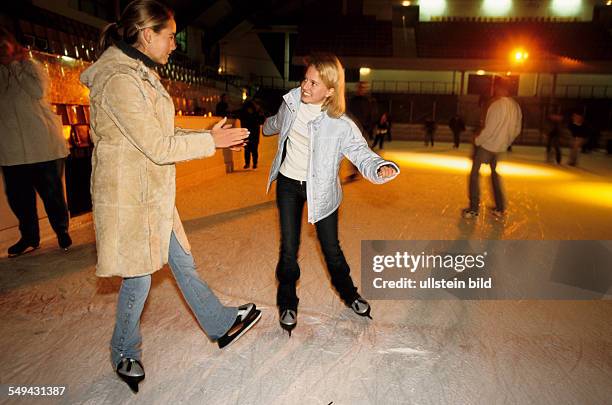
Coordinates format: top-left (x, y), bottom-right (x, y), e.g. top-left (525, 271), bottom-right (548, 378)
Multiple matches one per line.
top-left (263, 53), bottom-right (399, 336)
top-left (348, 81), bottom-right (376, 140)
top-left (424, 118), bottom-right (436, 147)
top-left (345, 81), bottom-right (377, 181)
top-left (239, 99), bottom-right (265, 169)
top-left (449, 114), bottom-right (466, 148)
top-left (0, 27), bottom-right (72, 257)
top-left (462, 76), bottom-right (522, 219)
top-left (546, 112), bottom-right (562, 164)
top-left (215, 93), bottom-right (229, 117)
top-left (567, 110), bottom-right (588, 166)
top-left (81, 0), bottom-right (260, 393)
top-left (371, 112), bottom-right (391, 150)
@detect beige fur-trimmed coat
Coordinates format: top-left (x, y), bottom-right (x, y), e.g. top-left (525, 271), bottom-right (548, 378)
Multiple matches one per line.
top-left (80, 46), bottom-right (215, 278)
top-left (0, 59), bottom-right (68, 166)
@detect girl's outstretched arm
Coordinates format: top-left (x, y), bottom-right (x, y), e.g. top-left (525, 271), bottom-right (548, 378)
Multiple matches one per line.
top-left (263, 102), bottom-right (288, 136)
top-left (341, 119), bottom-right (400, 184)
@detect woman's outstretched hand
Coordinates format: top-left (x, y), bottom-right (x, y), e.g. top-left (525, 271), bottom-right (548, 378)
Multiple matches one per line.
top-left (377, 165), bottom-right (397, 178)
top-left (211, 117), bottom-right (249, 149)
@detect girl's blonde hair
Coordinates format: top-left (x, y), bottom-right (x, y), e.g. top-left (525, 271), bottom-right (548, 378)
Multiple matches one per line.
top-left (306, 53), bottom-right (345, 118)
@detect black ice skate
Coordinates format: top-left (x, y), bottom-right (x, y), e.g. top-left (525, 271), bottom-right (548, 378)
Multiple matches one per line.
top-left (279, 308), bottom-right (297, 336)
top-left (350, 297), bottom-right (372, 319)
top-left (116, 358), bottom-right (145, 393)
top-left (57, 232), bottom-right (72, 251)
top-left (217, 303), bottom-right (261, 349)
top-left (7, 238), bottom-right (39, 258)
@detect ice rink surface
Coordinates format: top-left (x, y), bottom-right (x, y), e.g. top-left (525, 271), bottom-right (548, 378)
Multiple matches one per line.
top-left (1, 141), bottom-right (611, 404)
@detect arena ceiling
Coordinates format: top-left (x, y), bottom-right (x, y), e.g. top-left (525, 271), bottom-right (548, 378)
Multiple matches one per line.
top-left (167, 0), bottom-right (317, 43)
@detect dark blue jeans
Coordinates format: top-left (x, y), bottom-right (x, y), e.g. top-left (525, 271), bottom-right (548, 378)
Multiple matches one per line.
top-left (469, 146), bottom-right (504, 212)
top-left (275, 173), bottom-right (358, 311)
top-left (2, 159), bottom-right (69, 243)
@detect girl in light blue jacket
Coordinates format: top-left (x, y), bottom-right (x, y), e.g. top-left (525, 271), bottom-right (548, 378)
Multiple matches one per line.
top-left (263, 53), bottom-right (399, 335)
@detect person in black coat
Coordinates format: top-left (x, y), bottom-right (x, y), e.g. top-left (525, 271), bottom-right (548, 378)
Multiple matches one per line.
top-left (345, 81), bottom-right (377, 181)
top-left (240, 100), bottom-right (265, 169)
top-left (424, 118), bottom-right (437, 147)
top-left (215, 93), bottom-right (229, 117)
top-left (567, 111), bottom-right (588, 166)
top-left (546, 113), bottom-right (563, 164)
top-left (449, 114), bottom-right (466, 148)
top-left (371, 112), bottom-right (391, 150)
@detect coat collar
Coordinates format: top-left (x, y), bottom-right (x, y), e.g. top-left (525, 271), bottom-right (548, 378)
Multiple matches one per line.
top-left (283, 87), bottom-right (302, 112)
top-left (115, 40), bottom-right (159, 69)
top-left (81, 46), bottom-right (168, 98)
top-left (283, 87), bottom-right (327, 125)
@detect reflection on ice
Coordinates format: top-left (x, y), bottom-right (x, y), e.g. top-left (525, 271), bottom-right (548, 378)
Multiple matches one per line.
top-left (556, 182), bottom-right (612, 208)
top-left (385, 151), bottom-right (577, 179)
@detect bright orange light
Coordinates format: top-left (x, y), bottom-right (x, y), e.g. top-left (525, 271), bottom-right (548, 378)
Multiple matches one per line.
top-left (476, 69), bottom-right (485, 75)
top-left (380, 150), bottom-right (612, 211)
top-left (383, 151), bottom-right (576, 180)
top-left (512, 48), bottom-right (529, 63)
top-left (555, 182), bottom-right (612, 209)
top-left (62, 126), bottom-right (72, 141)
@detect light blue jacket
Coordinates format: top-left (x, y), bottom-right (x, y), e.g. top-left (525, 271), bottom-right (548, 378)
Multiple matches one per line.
top-left (263, 87), bottom-right (400, 223)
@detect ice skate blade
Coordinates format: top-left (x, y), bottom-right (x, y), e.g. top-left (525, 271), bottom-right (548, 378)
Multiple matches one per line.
top-left (117, 373), bottom-right (144, 393)
top-left (351, 298), bottom-right (372, 319)
top-left (116, 358), bottom-right (144, 394)
top-left (280, 322), bottom-right (296, 336)
top-left (279, 308), bottom-right (297, 336)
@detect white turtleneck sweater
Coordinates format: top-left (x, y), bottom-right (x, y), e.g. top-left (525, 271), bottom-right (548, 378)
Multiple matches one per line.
top-left (279, 101), bottom-right (323, 181)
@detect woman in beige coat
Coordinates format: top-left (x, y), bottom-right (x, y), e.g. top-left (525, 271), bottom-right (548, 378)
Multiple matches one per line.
top-left (0, 27), bottom-right (72, 257)
top-left (80, 0), bottom-right (261, 393)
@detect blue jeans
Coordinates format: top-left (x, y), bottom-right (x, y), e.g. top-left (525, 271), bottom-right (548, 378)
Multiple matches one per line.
top-left (110, 232), bottom-right (238, 368)
top-left (469, 146), bottom-right (504, 211)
